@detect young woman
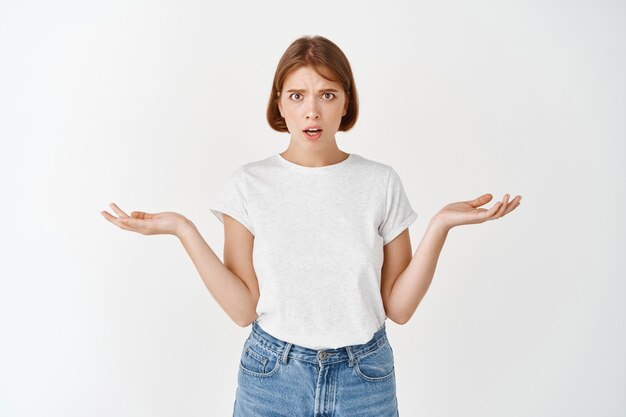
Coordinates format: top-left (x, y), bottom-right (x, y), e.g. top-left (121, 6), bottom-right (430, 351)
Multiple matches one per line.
top-left (102, 35), bottom-right (521, 416)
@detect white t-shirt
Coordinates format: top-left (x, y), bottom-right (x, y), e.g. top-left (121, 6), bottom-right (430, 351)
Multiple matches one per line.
top-left (210, 152), bottom-right (418, 349)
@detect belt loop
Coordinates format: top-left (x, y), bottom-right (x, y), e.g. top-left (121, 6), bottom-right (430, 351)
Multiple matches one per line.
top-left (281, 343), bottom-right (292, 364)
top-left (346, 345), bottom-right (356, 367)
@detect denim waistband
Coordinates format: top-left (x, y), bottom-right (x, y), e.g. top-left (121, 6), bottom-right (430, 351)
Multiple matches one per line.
top-left (250, 319), bottom-right (388, 367)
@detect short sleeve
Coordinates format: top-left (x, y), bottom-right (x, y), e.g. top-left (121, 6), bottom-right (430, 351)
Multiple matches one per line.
top-left (378, 166), bottom-right (418, 245)
top-left (210, 167), bottom-right (255, 236)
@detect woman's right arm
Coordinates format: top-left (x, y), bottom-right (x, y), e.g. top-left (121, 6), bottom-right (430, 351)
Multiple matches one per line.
top-left (102, 203), bottom-right (257, 327)
top-left (177, 219), bottom-right (258, 327)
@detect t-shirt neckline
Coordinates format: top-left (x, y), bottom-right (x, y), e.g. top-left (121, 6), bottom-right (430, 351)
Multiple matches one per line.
top-left (275, 153), bottom-right (354, 172)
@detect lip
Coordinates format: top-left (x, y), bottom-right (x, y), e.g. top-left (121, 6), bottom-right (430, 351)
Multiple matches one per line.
top-left (303, 128), bottom-right (323, 141)
top-left (303, 126), bottom-right (323, 131)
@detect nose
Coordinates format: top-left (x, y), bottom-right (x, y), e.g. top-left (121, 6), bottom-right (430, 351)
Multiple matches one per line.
top-left (305, 97), bottom-right (320, 119)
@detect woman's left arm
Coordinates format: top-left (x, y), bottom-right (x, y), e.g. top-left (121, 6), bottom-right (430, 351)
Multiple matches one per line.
top-left (388, 193), bottom-right (522, 324)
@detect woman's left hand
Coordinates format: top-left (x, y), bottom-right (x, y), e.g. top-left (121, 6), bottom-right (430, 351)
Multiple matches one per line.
top-left (434, 193), bottom-right (522, 231)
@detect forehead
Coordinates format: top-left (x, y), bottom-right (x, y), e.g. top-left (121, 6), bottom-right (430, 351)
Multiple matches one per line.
top-left (282, 66), bottom-right (341, 89)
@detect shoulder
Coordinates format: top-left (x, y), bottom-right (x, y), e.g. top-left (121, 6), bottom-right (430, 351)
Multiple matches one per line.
top-left (349, 153), bottom-right (398, 180)
top-left (225, 154), bottom-right (278, 183)
top-left (237, 154), bottom-right (282, 177)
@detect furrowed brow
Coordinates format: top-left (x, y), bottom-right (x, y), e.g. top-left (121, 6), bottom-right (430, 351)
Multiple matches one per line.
top-left (285, 88), bottom-right (340, 93)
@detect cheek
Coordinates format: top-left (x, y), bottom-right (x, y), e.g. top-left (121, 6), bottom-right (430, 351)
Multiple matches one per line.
top-left (331, 104), bottom-right (346, 120)
top-left (280, 102), bottom-right (295, 118)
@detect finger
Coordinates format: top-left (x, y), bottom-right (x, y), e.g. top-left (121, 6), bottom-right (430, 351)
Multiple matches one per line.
top-left (503, 202), bottom-right (520, 216)
top-left (483, 200), bottom-right (502, 218)
top-left (116, 217), bottom-right (145, 232)
top-left (115, 219), bottom-right (134, 231)
top-left (118, 217), bottom-right (138, 227)
top-left (470, 193), bottom-right (492, 207)
top-left (502, 195), bottom-right (522, 216)
top-left (493, 194), bottom-right (510, 218)
top-left (131, 211), bottom-right (150, 219)
top-left (101, 211), bottom-right (118, 223)
top-left (109, 203), bottom-right (130, 219)
top-left (104, 209), bottom-right (136, 228)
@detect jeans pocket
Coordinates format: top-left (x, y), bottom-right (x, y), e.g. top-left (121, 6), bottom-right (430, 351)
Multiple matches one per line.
top-left (354, 337), bottom-right (395, 382)
top-left (239, 335), bottom-right (281, 378)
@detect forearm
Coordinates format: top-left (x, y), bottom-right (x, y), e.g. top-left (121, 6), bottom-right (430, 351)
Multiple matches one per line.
top-left (176, 219), bottom-right (257, 327)
top-left (389, 216), bottom-right (450, 324)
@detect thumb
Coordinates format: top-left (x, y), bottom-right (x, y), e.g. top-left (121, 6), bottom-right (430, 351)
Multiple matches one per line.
top-left (470, 193), bottom-right (492, 207)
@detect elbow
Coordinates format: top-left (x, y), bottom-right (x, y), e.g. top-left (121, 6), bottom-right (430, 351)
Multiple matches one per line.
top-left (235, 298), bottom-right (259, 327)
top-left (236, 313), bottom-right (258, 328)
top-left (235, 317), bottom-right (253, 328)
top-left (387, 312), bottom-right (409, 326)
top-left (394, 316), bottom-right (410, 326)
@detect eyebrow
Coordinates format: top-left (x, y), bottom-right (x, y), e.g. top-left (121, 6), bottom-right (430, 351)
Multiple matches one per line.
top-left (285, 88), bottom-right (340, 93)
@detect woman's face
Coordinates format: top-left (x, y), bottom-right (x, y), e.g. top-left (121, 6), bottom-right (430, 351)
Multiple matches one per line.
top-left (277, 65), bottom-right (348, 146)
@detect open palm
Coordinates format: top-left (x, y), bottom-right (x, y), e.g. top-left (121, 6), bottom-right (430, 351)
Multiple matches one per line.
top-left (101, 203), bottom-right (187, 236)
top-left (436, 193), bottom-right (522, 230)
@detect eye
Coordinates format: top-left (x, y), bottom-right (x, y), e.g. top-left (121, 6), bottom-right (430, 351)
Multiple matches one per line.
top-left (289, 93), bottom-right (302, 100)
top-left (322, 92), bottom-right (336, 100)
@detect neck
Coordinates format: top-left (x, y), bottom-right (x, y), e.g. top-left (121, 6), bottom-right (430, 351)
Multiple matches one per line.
top-left (280, 144), bottom-right (349, 168)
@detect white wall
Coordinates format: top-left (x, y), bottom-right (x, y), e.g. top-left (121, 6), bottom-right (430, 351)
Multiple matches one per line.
top-left (0, 0), bottom-right (624, 416)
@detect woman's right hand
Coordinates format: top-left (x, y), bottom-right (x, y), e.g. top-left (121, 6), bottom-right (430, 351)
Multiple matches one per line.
top-left (101, 203), bottom-right (189, 237)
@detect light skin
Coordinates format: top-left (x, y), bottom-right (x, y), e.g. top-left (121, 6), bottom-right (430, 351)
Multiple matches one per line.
top-left (101, 63), bottom-right (522, 326)
top-left (381, 193), bottom-right (521, 324)
top-left (277, 65), bottom-right (350, 168)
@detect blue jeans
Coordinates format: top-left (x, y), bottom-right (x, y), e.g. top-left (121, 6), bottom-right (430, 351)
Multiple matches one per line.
top-left (233, 319), bottom-right (399, 417)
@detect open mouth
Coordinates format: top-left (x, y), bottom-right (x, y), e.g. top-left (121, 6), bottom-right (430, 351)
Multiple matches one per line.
top-left (304, 129), bottom-right (323, 139)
